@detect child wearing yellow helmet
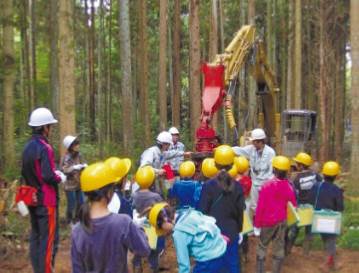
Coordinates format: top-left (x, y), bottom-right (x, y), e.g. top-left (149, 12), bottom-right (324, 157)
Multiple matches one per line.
top-left (308, 161), bottom-right (343, 271)
top-left (71, 162), bottom-right (150, 272)
top-left (286, 152), bottom-right (322, 255)
top-left (147, 202), bottom-right (227, 273)
top-left (199, 145), bottom-right (245, 273)
top-left (233, 156), bottom-right (252, 262)
top-left (168, 161), bottom-right (203, 209)
top-left (254, 155), bottom-right (297, 273)
top-left (106, 157), bottom-right (134, 218)
top-left (132, 166), bottom-right (165, 272)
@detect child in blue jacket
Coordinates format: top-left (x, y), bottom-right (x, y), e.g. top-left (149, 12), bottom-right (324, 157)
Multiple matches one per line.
top-left (147, 202), bottom-right (227, 273)
top-left (168, 161), bottom-right (202, 209)
top-left (308, 161), bottom-right (344, 271)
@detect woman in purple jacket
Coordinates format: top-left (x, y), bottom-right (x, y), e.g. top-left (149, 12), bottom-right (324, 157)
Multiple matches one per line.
top-left (71, 162), bottom-right (150, 273)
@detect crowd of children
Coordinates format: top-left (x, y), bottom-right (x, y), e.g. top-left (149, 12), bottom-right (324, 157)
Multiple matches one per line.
top-left (20, 109), bottom-right (345, 273)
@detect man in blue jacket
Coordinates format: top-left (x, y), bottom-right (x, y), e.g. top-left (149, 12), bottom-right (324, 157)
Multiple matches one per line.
top-left (22, 107), bottom-right (66, 273)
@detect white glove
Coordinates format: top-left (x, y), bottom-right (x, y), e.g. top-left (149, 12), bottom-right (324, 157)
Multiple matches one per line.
top-left (254, 227), bottom-right (261, 237)
top-left (73, 164), bottom-right (85, 171)
top-left (82, 163), bottom-right (88, 168)
top-left (55, 170), bottom-right (67, 183)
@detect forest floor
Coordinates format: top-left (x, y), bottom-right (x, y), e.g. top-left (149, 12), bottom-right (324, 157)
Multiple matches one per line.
top-left (1, 234), bottom-right (359, 273)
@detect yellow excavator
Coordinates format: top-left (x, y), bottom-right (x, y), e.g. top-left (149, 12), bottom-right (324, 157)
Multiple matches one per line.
top-left (195, 25), bottom-right (316, 157)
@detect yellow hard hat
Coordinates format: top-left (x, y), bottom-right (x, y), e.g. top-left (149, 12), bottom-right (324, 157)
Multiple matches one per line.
top-left (214, 145), bottom-right (235, 166)
top-left (322, 161), bottom-right (340, 177)
top-left (201, 158), bottom-right (219, 178)
top-left (272, 156), bottom-right (290, 171)
top-left (228, 164), bottom-right (238, 178)
top-left (293, 152), bottom-right (313, 166)
top-left (135, 166), bottom-right (155, 189)
top-left (119, 158), bottom-right (132, 177)
top-left (104, 157), bottom-right (127, 181)
top-left (80, 162), bottom-right (118, 192)
top-left (149, 202), bottom-right (169, 235)
top-left (234, 156), bottom-right (249, 174)
top-left (179, 161), bottom-right (196, 178)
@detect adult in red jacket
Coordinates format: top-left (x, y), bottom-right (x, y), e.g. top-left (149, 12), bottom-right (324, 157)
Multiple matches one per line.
top-left (254, 156), bottom-right (297, 273)
top-left (21, 108), bottom-right (65, 273)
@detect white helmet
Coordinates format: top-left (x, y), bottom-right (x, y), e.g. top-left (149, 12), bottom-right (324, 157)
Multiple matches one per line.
top-left (168, 127), bottom-right (180, 135)
top-left (250, 128), bottom-right (266, 141)
top-left (63, 135), bottom-right (77, 149)
top-left (156, 131), bottom-right (173, 144)
top-left (28, 107), bottom-right (58, 127)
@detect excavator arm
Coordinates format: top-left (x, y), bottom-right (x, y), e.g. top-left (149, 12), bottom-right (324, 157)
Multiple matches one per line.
top-left (195, 25), bottom-right (280, 152)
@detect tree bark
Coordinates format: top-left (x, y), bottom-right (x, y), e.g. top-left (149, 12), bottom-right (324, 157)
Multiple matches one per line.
top-left (286, 0), bottom-right (294, 108)
top-left (106, 0), bottom-right (113, 142)
top-left (294, 0), bottom-right (302, 108)
top-left (119, 0), bottom-right (134, 155)
top-left (58, 0), bottom-right (76, 156)
top-left (350, 0), bottom-right (359, 180)
top-left (159, 0), bottom-right (168, 130)
top-left (49, 0), bottom-right (59, 116)
top-left (28, 0), bottom-right (35, 109)
top-left (88, 0), bottom-right (96, 141)
top-left (248, 0), bottom-right (257, 129)
top-left (137, 0), bottom-right (150, 146)
top-left (172, 0), bottom-right (181, 128)
top-left (189, 0), bottom-right (201, 142)
top-left (2, 0), bottom-right (15, 169)
top-left (98, 0), bottom-right (105, 156)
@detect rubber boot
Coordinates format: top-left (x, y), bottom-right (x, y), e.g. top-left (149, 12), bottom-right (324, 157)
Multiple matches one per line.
top-left (256, 257), bottom-right (265, 273)
top-left (272, 256), bottom-right (283, 273)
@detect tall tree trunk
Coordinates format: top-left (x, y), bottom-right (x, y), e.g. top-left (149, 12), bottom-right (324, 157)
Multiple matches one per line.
top-left (209, 0), bottom-right (219, 131)
top-left (219, 0), bottom-right (228, 141)
top-left (189, 0), bottom-right (201, 141)
top-left (278, 0), bottom-right (288, 111)
top-left (98, 0), bottom-right (105, 156)
top-left (58, 0), bottom-right (76, 156)
top-left (286, 0), bottom-right (294, 108)
top-left (238, 0), bottom-right (248, 138)
top-left (350, 0), bottom-right (359, 181)
top-left (294, 0), bottom-right (302, 108)
top-left (318, 0), bottom-right (330, 162)
top-left (248, 0), bottom-right (257, 129)
top-left (49, 0), bottom-right (59, 116)
top-left (159, 0), bottom-right (168, 130)
top-left (334, 5), bottom-right (348, 162)
top-left (2, 0), bottom-right (15, 169)
top-left (137, 0), bottom-right (150, 146)
top-left (172, 0), bottom-right (181, 128)
top-left (119, 0), bottom-right (134, 155)
top-left (106, 0), bottom-right (113, 142)
top-left (28, 0), bottom-right (35, 109)
top-left (88, 0), bottom-right (96, 141)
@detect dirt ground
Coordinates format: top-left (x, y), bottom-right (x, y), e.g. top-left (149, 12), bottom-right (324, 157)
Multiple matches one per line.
top-left (1, 236), bottom-right (358, 273)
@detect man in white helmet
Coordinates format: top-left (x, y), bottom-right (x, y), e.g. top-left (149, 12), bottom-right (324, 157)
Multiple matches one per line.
top-left (164, 127), bottom-right (185, 175)
top-left (140, 131), bottom-right (173, 175)
top-left (232, 128), bottom-right (276, 212)
top-left (21, 107), bottom-right (66, 273)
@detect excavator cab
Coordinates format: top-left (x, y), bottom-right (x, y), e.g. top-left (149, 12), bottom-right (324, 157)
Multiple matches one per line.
top-left (281, 110), bottom-right (317, 157)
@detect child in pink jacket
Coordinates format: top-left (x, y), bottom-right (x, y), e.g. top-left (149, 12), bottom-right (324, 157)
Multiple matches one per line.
top-left (254, 156), bottom-right (297, 273)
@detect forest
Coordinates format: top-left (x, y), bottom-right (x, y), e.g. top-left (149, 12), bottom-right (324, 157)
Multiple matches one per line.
top-left (1, 0), bottom-right (359, 272)
top-left (1, 0), bottom-right (358, 181)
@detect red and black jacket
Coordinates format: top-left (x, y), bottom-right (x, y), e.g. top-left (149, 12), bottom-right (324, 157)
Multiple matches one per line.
top-left (21, 134), bottom-right (61, 207)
